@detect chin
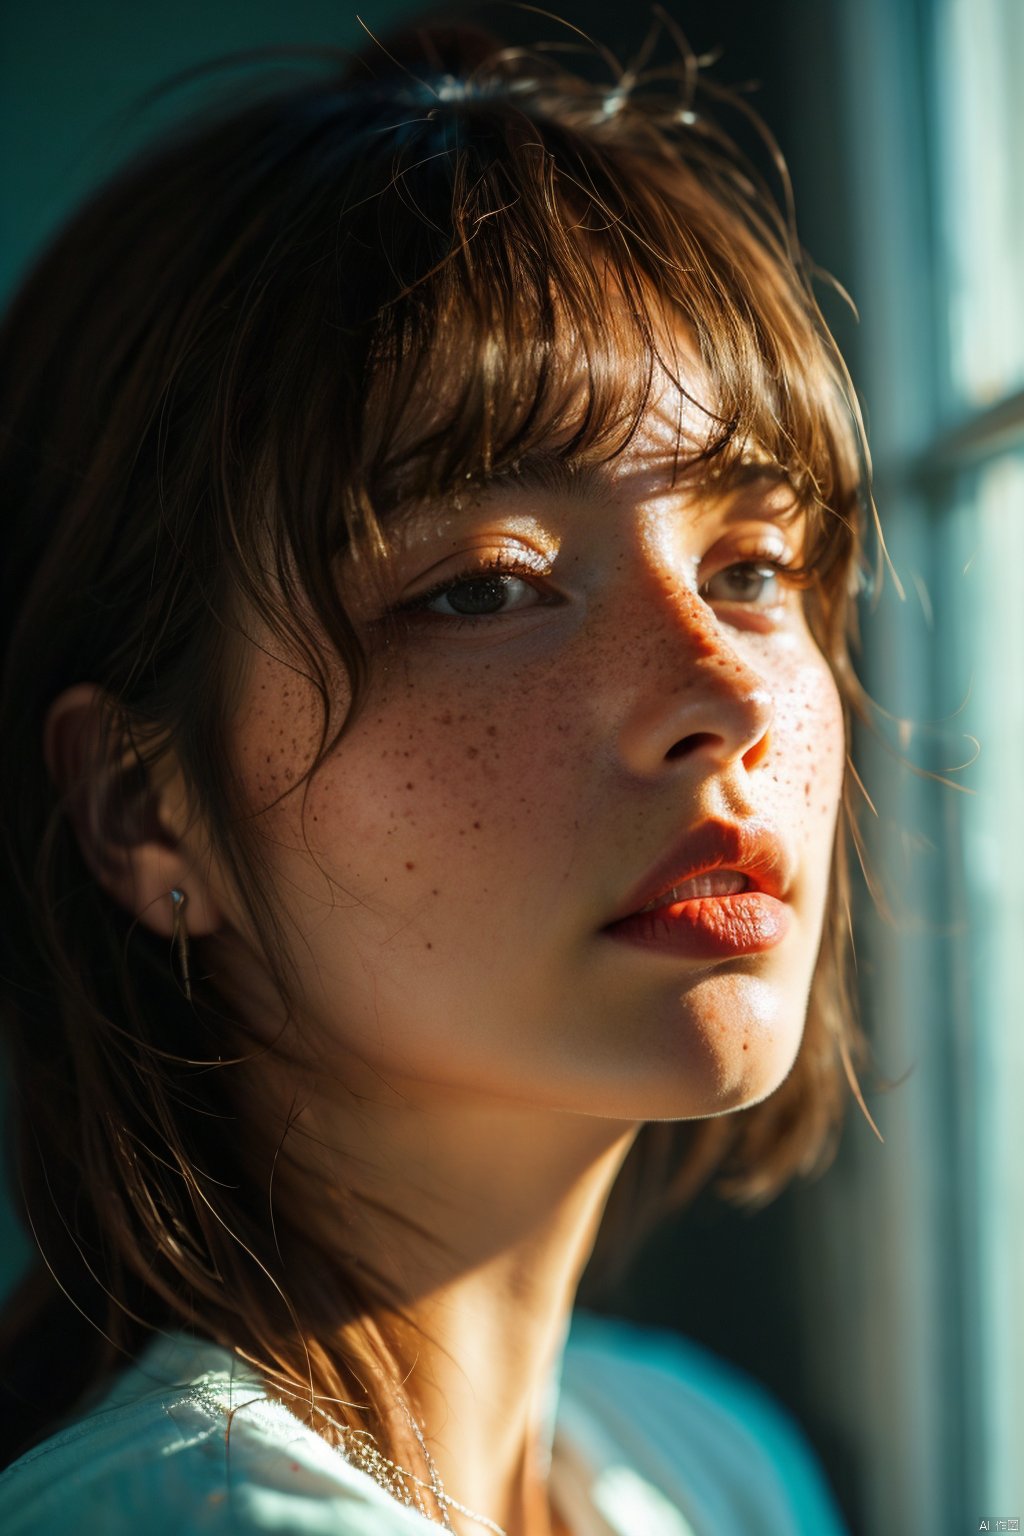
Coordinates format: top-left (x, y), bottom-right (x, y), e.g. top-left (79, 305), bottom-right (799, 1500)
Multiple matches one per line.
top-left (640, 970), bottom-right (807, 1121)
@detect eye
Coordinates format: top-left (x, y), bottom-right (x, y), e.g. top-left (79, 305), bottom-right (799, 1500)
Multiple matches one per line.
top-left (402, 560), bottom-right (555, 620)
top-left (425, 572), bottom-right (540, 616)
top-left (701, 560), bottom-right (786, 607)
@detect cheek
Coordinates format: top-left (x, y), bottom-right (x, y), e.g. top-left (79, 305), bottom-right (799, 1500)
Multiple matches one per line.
top-left (232, 646), bottom-right (340, 811)
top-left (231, 645), bottom-right (575, 937)
top-left (300, 660), bottom-right (582, 893)
top-left (768, 647), bottom-right (845, 850)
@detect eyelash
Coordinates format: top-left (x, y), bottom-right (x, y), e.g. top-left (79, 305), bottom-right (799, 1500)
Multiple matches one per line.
top-left (701, 552), bottom-right (796, 608)
top-left (395, 552), bottom-right (557, 623)
top-left (395, 546), bottom-right (798, 625)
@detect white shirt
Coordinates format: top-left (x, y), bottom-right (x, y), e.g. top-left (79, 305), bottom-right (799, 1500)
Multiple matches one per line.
top-left (1, 1311), bottom-right (847, 1534)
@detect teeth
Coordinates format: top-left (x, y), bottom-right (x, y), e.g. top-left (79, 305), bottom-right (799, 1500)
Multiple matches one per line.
top-left (640, 870), bottom-right (749, 913)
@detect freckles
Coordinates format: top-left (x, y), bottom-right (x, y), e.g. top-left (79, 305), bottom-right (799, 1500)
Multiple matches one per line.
top-left (235, 665), bottom-right (325, 813)
top-left (765, 653), bottom-right (843, 825)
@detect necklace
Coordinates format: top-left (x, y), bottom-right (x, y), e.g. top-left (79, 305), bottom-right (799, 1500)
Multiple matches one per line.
top-left (310, 1399), bottom-right (509, 1536)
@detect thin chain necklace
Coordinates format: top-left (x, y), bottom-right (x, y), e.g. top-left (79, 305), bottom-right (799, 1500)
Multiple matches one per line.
top-left (309, 1398), bottom-right (509, 1536)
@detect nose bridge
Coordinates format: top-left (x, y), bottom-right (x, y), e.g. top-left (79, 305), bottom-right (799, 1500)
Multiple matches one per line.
top-left (615, 568), bottom-right (775, 776)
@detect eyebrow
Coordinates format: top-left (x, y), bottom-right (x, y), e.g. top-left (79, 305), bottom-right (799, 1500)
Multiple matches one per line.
top-left (480, 445), bottom-right (794, 498)
top-left (378, 450), bottom-right (600, 520)
top-left (483, 452), bottom-right (606, 502)
top-left (381, 444), bottom-right (796, 537)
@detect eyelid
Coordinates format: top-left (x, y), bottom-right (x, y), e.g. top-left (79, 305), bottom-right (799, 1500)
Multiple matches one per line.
top-left (700, 533), bottom-right (794, 580)
top-left (396, 542), bottom-right (555, 603)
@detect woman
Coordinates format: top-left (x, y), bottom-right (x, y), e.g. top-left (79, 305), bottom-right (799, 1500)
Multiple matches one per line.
top-left (0, 18), bottom-right (870, 1535)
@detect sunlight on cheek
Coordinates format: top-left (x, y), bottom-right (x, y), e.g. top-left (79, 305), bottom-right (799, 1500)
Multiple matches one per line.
top-left (773, 652), bottom-right (844, 846)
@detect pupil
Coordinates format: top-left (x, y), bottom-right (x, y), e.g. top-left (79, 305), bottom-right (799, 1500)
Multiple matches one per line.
top-left (732, 565), bottom-right (766, 597)
top-left (447, 576), bottom-right (509, 615)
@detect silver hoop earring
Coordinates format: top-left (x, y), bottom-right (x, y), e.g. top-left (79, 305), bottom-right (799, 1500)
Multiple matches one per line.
top-left (169, 888), bottom-right (192, 1003)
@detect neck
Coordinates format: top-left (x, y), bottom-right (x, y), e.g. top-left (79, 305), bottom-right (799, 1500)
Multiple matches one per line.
top-left (284, 1083), bottom-right (639, 1536)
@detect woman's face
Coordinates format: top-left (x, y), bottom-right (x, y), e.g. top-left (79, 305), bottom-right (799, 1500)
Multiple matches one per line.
top-left (211, 371), bottom-right (845, 1124)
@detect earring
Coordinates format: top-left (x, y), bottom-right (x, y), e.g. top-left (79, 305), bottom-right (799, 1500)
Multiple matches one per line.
top-left (169, 888), bottom-right (192, 1002)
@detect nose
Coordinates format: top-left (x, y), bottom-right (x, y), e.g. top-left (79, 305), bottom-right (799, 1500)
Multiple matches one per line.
top-left (615, 587), bottom-right (775, 779)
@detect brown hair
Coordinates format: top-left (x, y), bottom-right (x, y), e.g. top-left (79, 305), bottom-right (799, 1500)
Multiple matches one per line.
top-left (0, 18), bottom-right (871, 1483)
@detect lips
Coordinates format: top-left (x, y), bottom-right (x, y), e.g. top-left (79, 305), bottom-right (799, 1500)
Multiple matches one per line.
top-left (603, 819), bottom-right (793, 960)
top-left (636, 869), bottom-right (750, 912)
top-left (608, 818), bottom-right (791, 920)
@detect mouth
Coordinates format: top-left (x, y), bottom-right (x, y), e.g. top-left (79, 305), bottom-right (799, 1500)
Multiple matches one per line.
top-left (602, 821), bottom-right (792, 960)
top-left (635, 869), bottom-right (752, 913)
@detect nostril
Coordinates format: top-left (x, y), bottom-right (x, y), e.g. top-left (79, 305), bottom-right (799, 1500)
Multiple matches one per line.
top-left (665, 732), bottom-right (719, 761)
top-left (742, 729), bottom-right (771, 770)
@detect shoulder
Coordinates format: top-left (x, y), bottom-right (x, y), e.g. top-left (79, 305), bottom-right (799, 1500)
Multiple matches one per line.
top-left (0, 1337), bottom-right (431, 1536)
top-left (556, 1311), bottom-right (847, 1536)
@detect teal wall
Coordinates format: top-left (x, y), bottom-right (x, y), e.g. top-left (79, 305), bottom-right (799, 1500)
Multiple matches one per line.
top-left (0, 1), bottom-right (418, 297)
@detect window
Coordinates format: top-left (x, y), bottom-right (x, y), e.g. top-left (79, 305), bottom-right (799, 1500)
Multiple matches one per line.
top-left (935, 0), bottom-right (1024, 1511)
top-left (795, 2), bottom-right (1024, 1530)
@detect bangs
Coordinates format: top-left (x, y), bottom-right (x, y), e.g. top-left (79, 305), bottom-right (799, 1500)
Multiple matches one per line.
top-left (332, 82), bottom-right (863, 595)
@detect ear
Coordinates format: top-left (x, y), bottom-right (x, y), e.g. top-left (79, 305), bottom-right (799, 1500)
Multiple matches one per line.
top-left (43, 683), bottom-right (225, 940)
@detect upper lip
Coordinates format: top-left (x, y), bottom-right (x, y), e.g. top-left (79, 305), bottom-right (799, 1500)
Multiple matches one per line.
top-left (605, 818), bottom-right (793, 925)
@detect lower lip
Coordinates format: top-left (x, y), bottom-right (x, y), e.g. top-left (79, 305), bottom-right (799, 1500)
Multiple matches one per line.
top-left (603, 893), bottom-right (790, 959)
